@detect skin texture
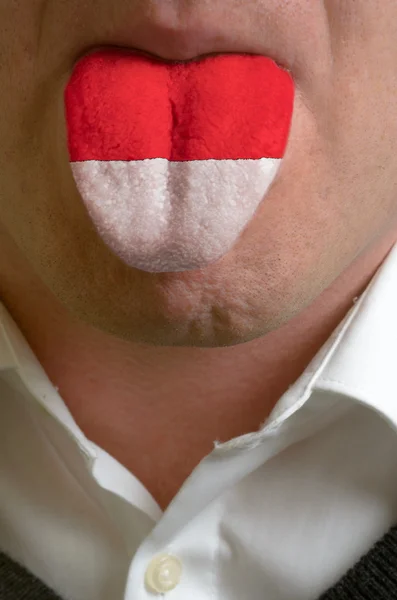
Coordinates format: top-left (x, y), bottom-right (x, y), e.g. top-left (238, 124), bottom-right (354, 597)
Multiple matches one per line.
top-left (1, 0), bottom-right (397, 507)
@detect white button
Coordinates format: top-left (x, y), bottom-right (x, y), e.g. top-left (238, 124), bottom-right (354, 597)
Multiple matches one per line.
top-left (145, 554), bottom-right (182, 594)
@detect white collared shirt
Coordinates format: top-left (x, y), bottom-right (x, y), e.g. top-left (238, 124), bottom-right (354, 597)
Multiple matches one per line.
top-left (2, 245), bottom-right (397, 600)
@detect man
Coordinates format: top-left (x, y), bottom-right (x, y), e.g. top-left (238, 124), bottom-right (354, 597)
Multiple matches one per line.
top-left (1, 0), bottom-right (397, 598)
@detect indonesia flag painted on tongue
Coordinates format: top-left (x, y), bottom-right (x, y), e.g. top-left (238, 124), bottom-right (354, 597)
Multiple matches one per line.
top-left (65, 49), bottom-right (294, 273)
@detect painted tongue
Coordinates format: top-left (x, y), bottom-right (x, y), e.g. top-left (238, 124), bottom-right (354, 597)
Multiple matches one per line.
top-left (65, 49), bottom-right (294, 273)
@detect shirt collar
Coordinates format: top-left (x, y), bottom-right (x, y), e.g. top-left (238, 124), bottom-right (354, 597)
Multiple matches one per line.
top-left (263, 241), bottom-right (397, 433)
top-left (315, 241), bottom-right (397, 427)
top-left (1, 242), bottom-right (397, 451)
top-left (0, 301), bottom-right (97, 465)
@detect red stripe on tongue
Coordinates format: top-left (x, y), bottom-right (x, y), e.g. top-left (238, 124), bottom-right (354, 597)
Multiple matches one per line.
top-left (65, 49), bottom-right (294, 162)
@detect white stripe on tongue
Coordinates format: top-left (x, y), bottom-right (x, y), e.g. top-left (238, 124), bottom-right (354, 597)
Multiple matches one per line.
top-left (65, 50), bottom-right (293, 273)
top-left (71, 157), bottom-right (281, 272)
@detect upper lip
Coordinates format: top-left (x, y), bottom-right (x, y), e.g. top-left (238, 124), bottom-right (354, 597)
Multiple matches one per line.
top-left (89, 33), bottom-right (255, 66)
top-left (110, 46), bottom-right (230, 65)
top-left (112, 8), bottom-right (250, 63)
top-left (79, 4), bottom-right (294, 72)
top-left (73, 0), bottom-right (328, 82)
top-left (80, 36), bottom-right (290, 75)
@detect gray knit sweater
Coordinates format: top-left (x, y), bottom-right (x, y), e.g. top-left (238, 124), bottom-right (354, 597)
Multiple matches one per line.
top-left (1, 525), bottom-right (397, 599)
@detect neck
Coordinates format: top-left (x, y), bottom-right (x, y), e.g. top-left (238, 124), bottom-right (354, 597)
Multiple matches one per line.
top-left (1, 228), bottom-right (396, 508)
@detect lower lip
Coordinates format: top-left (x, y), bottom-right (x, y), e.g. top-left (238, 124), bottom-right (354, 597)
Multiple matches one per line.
top-left (65, 48), bottom-right (294, 273)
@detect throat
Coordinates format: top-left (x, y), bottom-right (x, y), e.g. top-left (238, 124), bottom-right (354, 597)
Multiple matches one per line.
top-left (68, 391), bottom-right (275, 511)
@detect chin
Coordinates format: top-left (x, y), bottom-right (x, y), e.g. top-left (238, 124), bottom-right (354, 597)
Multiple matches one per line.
top-left (53, 249), bottom-right (305, 349)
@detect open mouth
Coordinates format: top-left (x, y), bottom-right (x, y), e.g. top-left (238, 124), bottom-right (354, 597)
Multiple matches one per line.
top-left (64, 48), bottom-right (294, 273)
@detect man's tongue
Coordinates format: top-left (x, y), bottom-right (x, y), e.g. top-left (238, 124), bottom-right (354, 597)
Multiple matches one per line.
top-left (65, 49), bottom-right (294, 273)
